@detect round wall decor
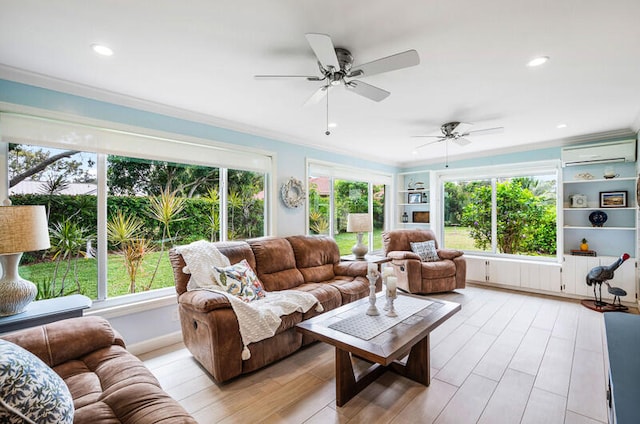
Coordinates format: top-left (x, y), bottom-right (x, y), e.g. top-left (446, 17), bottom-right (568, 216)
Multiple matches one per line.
top-left (281, 177), bottom-right (306, 208)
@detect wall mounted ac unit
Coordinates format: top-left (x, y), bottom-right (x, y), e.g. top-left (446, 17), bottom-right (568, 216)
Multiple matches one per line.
top-left (561, 139), bottom-right (636, 167)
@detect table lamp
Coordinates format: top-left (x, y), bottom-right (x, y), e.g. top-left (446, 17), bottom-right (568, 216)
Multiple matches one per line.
top-left (346, 213), bottom-right (372, 260)
top-left (0, 204), bottom-right (51, 316)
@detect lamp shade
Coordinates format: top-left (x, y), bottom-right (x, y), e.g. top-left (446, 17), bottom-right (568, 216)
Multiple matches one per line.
top-left (346, 213), bottom-right (372, 233)
top-left (0, 205), bottom-right (51, 254)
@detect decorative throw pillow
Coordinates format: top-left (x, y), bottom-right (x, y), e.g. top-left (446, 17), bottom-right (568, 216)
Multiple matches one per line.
top-left (410, 240), bottom-right (440, 262)
top-left (215, 259), bottom-right (266, 302)
top-left (0, 339), bottom-right (74, 424)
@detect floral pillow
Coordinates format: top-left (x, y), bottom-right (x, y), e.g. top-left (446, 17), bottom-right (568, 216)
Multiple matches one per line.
top-left (0, 339), bottom-right (74, 424)
top-left (410, 240), bottom-right (440, 262)
top-left (214, 259), bottom-right (266, 302)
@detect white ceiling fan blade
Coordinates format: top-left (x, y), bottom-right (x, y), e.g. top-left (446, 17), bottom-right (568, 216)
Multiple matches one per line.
top-left (453, 138), bottom-right (472, 146)
top-left (461, 126), bottom-right (504, 137)
top-left (254, 74), bottom-right (323, 81)
top-left (411, 135), bottom-right (445, 138)
top-left (303, 85), bottom-right (328, 107)
top-left (345, 80), bottom-right (390, 102)
top-left (305, 33), bottom-right (339, 70)
top-left (414, 139), bottom-right (444, 150)
top-left (349, 50), bottom-right (420, 78)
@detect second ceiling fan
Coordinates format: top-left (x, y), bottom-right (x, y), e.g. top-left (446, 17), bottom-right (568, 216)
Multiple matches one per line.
top-left (255, 33), bottom-right (420, 106)
top-left (412, 121), bottom-right (504, 151)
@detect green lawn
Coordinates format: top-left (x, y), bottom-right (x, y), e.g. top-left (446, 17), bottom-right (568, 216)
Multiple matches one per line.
top-left (20, 250), bottom-right (176, 300)
top-left (443, 226), bottom-right (480, 250)
top-left (335, 229), bottom-right (384, 255)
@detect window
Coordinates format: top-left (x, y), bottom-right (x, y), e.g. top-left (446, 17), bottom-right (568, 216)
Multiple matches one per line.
top-left (227, 169), bottom-right (266, 240)
top-left (441, 163), bottom-right (558, 259)
top-left (2, 113), bottom-right (273, 304)
top-left (307, 160), bottom-right (391, 256)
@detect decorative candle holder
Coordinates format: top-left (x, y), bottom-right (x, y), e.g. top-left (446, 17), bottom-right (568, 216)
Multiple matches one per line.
top-left (386, 295), bottom-right (397, 317)
top-left (366, 274), bottom-right (379, 316)
top-left (366, 263), bottom-right (379, 316)
top-left (384, 266), bottom-right (398, 317)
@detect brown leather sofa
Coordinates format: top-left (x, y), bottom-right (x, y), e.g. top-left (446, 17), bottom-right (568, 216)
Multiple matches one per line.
top-left (169, 235), bottom-right (372, 383)
top-left (383, 229), bottom-right (466, 294)
top-left (1, 316), bottom-right (196, 423)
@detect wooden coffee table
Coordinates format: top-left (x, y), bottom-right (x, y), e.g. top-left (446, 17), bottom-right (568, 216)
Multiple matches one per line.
top-left (296, 292), bottom-right (460, 406)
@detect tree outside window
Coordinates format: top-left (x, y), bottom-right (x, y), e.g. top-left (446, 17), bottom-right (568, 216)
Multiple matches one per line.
top-left (444, 174), bottom-right (557, 257)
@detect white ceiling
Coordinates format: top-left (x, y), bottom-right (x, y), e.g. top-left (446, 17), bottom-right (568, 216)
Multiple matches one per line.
top-left (1, 0), bottom-right (639, 167)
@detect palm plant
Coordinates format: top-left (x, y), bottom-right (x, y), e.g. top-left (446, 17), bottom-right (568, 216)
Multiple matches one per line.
top-left (107, 210), bottom-right (148, 293)
top-left (147, 188), bottom-right (185, 289)
top-left (122, 238), bottom-right (150, 293)
top-left (227, 190), bottom-right (242, 236)
top-left (203, 187), bottom-right (220, 242)
top-left (107, 210), bottom-right (143, 245)
top-left (309, 210), bottom-right (329, 235)
top-left (49, 219), bottom-right (89, 296)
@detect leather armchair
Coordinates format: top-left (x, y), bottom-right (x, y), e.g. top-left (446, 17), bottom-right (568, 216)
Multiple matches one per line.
top-left (382, 229), bottom-right (466, 294)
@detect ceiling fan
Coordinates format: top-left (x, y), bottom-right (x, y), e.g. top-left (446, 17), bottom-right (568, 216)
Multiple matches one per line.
top-left (255, 33), bottom-right (420, 107)
top-left (412, 121), bottom-right (504, 151)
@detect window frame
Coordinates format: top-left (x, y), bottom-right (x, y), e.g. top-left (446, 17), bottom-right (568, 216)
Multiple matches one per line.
top-left (1, 110), bottom-right (276, 307)
top-left (435, 160), bottom-right (562, 262)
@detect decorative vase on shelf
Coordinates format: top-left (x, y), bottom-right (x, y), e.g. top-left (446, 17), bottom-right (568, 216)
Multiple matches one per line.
top-left (588, 210), bottom-right (608, 227)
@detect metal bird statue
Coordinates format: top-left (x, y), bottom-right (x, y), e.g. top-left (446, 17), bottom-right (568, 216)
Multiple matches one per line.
top-left (586, 253), bottom-right (630, 306)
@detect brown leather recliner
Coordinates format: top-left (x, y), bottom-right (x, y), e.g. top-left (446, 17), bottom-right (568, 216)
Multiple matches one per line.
top-left (383, 229), bottom-right (466, 294)
top-left (1, 316), bottom-right (196, 423)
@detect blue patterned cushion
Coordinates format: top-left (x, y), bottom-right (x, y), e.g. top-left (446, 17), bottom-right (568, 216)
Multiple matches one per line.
top-left (0, 339), bottom-right (74, 423)
top-left (215, 259), bottom-right (266, 302)
top-left (410, 240), bottom-right (439, 262)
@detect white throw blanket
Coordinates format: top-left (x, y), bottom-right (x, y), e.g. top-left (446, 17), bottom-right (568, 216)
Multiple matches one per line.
top-left (196, 287), bottom-right (323, 360)
top-left (175, 240), bottom-right (322, 360)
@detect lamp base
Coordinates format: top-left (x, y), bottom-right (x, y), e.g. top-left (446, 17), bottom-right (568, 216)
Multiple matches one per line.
top-left (0, 253), bottom-right (37, 317)
top-left (351, 232), bottom-right (368, 260)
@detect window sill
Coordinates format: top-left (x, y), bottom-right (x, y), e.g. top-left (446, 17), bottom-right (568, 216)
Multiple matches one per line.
top-left (85, 288), bottom-right (177, 319)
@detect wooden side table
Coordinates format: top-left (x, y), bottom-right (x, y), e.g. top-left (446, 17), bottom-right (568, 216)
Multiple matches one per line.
top-left (0, 294), bottom-right (92, 334)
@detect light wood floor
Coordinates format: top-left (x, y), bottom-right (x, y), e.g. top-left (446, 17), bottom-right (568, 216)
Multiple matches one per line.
top-left (140, 285), bottom-right (620, 424)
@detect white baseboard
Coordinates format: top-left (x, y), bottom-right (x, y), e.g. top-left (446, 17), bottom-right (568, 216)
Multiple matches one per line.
top-left (127, 331), bottom-right (184, 356)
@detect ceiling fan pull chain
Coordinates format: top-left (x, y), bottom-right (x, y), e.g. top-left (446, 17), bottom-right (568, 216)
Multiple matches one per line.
top-left (445, 140), bottom-right (449, 168)
top-left (325, 85), bottom-right (330, 135)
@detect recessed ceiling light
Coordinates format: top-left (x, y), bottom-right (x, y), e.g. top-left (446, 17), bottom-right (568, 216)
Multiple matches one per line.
top-left (556, 123), bottom-right (567, 129)
top-left (91, 43), bottom-right (113, 56)
top-left (328, 122), bottom-right (337, 128)
top-left (526, 56), bottom-right (549, 67)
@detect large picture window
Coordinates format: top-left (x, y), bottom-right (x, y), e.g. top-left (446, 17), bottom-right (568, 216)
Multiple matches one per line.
top-left (2, 113), bottom-right (272, 304)
top-left (442, 164), bottom-right (558, 259)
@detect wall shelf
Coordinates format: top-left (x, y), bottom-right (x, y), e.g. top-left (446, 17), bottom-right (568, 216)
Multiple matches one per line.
top-left (564, 226), bottom-right (634, 231)
top-left (564, 176), bottom-right (635, 184)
